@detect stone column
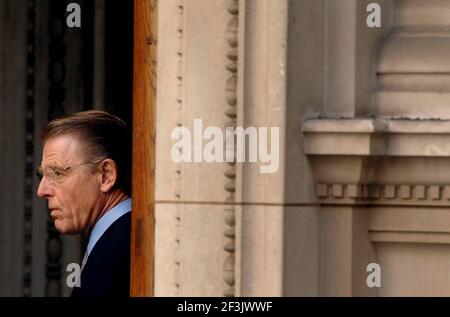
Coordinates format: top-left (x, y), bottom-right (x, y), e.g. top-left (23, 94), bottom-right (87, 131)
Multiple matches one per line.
top-left (302, 0), bottom-right (393, 296)
top-left (155, 0), bottom-right (238, 296)
top-left (237, 0), bottom-right (314, 296)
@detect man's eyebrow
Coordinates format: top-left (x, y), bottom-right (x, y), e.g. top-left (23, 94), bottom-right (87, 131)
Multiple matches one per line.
top-left (39, 163), bottom-right (63, 171)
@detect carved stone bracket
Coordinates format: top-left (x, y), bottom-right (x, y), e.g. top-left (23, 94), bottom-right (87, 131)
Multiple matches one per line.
top-left (303, 118), bottom-right (450, 206)
top-left (304, 117), bottom-right (450, 249)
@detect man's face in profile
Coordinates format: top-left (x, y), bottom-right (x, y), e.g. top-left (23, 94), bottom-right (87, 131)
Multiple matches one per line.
top-left (37, 135), bottom-right (102, 235)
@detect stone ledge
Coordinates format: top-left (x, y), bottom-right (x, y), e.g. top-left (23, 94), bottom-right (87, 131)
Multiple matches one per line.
top-left (370, 231), bottom-right (450, 244)
top-left (303, 118), bottom-right (450, 156)
top-left (304, 118), bottom-right (450, 205)
top-left (377, 36), bottom-right (450, 73)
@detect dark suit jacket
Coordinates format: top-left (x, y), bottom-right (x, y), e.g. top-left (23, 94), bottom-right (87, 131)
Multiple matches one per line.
top-left (71, 212), bottom-right (131, 297)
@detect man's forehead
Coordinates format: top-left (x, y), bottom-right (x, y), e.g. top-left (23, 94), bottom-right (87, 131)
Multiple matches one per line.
top-left (42, 135), bottom-right (82, 164)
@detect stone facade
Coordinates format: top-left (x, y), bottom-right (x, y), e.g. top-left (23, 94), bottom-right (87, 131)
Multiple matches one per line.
top-left (155, 0), bottom-right (450, 296)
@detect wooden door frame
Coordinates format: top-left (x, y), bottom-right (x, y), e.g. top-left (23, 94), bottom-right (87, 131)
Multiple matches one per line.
top-left (130, 0), bottom-right (157, 296)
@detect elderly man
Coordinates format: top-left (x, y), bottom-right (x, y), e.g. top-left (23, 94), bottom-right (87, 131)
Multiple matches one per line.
top-left (36, 110), bottom-right (132, 297)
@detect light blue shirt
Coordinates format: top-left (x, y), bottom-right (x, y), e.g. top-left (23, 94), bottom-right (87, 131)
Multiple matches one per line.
top-left (86, 198), bottom-right (132, 258)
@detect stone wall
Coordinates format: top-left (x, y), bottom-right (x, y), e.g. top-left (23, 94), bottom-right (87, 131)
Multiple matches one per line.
top-left (155, 0), bottom-right (450, 296)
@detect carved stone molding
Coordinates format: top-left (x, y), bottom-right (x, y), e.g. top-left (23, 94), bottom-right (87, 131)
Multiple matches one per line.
top-left (369, 207), bottom-right (450, 245)
top-left (23, 0), bottom-right (36, 297)
top-left (173, 0), bottom-right (184, 296)
top-left (316, 183), bottom-right (450, 206)
top-left (376, 0), bottom-right (450, 119)
top-left (223, 0), bottom-right (238, 298)
top-left (46, 0), bottom-right (66, 297)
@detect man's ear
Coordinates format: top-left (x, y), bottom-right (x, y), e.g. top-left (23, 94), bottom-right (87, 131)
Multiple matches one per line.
top-left (98, 159), bottom-right (117, 193)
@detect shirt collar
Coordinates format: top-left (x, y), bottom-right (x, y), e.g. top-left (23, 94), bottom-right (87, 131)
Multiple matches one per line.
top-left (87, 198), bottom-right (132, 257)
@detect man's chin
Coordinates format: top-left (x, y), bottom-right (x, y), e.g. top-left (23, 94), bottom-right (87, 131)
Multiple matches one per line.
top-left (54, 220), bottom-right (76, 235)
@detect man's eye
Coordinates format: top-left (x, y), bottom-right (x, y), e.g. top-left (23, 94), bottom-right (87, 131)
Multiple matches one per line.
top-left (51, 170), bottom-right (62, 177)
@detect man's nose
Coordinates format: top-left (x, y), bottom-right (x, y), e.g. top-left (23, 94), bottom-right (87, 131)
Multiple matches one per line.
top-left (37, 177), bottom-right (54, 198)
